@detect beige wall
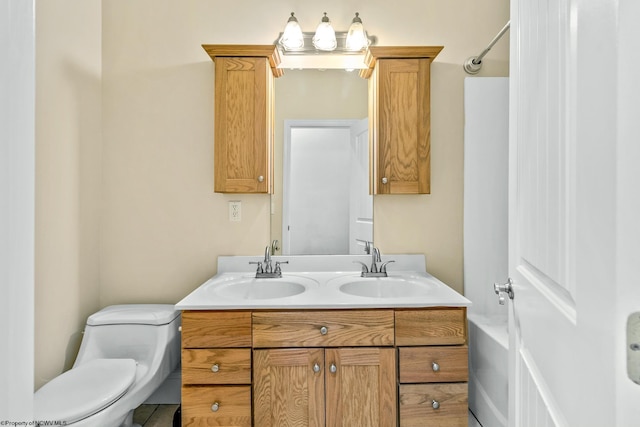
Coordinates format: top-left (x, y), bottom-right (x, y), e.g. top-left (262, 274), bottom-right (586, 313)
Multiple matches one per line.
top-left (35, 0), bottom-right (102, 388)
top-left (35, 0), bottom-right (509, 387)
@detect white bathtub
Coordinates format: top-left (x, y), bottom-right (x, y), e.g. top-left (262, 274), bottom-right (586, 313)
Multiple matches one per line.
top-left (468, 313), bottom-right (508, 427)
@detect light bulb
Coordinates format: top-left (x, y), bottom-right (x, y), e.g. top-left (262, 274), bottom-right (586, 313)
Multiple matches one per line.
top-left (345, 13), bottom-right (369, 51)
top-left (279, 12), bottom-right (304, 50)
top-left (312, 13), bottom-right (337, 51)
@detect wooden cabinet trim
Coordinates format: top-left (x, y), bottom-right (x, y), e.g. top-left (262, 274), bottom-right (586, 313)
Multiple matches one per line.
top-left (202, 44), bottom-right (282, 77)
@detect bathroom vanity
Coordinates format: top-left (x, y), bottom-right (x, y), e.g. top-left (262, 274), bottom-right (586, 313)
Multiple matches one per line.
top-left (176, 255), bottom-right (471, 427)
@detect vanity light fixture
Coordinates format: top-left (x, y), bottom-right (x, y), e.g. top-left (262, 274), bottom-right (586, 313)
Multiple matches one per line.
top-left (278, 12), bottom-right (304, 50)
top-left (312, 12), bottom-right (337, 51)
top-left (345, 13), bottom-right (369, 51)
top-left (275, 12), bottom-right (376, 69)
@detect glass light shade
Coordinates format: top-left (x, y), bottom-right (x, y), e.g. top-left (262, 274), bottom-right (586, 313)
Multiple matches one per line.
top-left (279, 12), bottom-right (304, 50)
top-left (345, 13), bottom-right (369, 51)
top-left (312, 13), bottom-right (337, 51)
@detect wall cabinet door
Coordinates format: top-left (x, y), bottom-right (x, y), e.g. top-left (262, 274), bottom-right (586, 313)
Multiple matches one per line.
top-left (372, 57), bottom-right (432, 194)
top-left (213, 56), bottom-right (273, 193)
top-left (253, 348), bottom-right (396, 427)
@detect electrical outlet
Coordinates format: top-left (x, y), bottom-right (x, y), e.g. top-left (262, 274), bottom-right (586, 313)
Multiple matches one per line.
top-left (229, 200), bottom-right (241, 222)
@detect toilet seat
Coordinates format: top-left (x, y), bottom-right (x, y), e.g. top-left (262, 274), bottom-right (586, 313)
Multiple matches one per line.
top-left (34, 358), bottom-right (137, 424)
top-left (87, 304), bottom-right (179, 326)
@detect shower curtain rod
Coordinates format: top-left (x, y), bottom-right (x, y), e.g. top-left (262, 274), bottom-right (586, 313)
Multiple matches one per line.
top-left (463, 21), bottom-right (510, 74)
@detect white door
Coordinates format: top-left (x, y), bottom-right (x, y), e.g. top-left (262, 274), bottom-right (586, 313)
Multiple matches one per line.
top-left (508, 0), bottom-right (637, 425)
top-left (284, 124), bottom-right (351, 255)
top-left (348, 118), bottom-right (372, 254)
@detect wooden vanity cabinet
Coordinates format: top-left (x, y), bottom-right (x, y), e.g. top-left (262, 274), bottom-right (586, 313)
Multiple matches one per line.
top-left (202, 45), bottom-right (281, 194)
top-left (364, 47), bottom-right (443, 195)
top-left (252, 310), bottom-right (397, 426)
top-left (181, 307), bottom-right (467, 427)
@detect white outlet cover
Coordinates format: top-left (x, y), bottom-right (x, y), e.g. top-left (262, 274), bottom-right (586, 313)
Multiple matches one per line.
top-left (229, 201), bottom-right (241, 222)
top-left (627, 312), bottom-right (640, 384)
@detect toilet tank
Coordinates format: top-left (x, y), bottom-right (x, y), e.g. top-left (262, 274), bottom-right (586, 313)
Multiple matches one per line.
top-left (73, 305), bottom-right (181, 369)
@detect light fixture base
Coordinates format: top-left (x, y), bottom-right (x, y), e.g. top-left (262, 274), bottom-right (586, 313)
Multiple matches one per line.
top-left (276, 31), bottom-right (376, 55)
top-left (463, 56), bottom-right (482, 74)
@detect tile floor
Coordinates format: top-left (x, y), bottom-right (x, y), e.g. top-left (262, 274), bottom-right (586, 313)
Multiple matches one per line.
top-left (134, 405), bottom-right (483, 426)
top-left (133, 404), bottom-right (179, 427)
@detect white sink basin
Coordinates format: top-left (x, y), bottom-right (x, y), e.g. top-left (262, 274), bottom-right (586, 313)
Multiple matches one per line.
top-left (338, 277), bottom-right (436, 298)
top-left (211, 276), bottom-right (316, 300)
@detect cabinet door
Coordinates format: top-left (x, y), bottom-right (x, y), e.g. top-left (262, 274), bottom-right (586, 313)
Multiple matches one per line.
top-left (253, 348), bottom-right (325, 427)
top-left (374, 58), bottom-right (431, 194)
top-left (214, 56), bottom-right (272, 193)
top-left (325, 348), bottom-right (397, 427)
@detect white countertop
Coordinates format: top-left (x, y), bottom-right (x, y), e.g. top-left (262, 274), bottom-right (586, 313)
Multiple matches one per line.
top-left (175, 254), bottom-right (471, 310)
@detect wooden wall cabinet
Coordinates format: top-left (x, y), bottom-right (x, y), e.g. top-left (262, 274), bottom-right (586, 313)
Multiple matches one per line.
top-left (364, 47), bottom-right (443, 194)
top-left (202, 45), bottom-right (281, 194)
top-left (202, 45), bottom-right (443, 195)
top-left (181, 307), bottom-right (467, 427)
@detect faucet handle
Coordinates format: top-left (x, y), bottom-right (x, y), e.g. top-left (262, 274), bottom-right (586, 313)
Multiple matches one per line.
top-left (274, 260), bottom-right (289, 275)
top-left (353, 261), bottom-right (369, 274)
top-left (380, 260), bottom-right (395, 273)
top-left (249, 261), bottom-right (263, 274)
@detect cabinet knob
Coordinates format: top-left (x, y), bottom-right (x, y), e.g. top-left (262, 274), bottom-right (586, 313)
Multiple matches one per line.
top-left (320, 326), bottom-right (328, 335)
top-left (431, 362), bottom-right (440, 372)
top-left (211, 363), bottom-right (220, 373)
top-left (211, 402), bottom-right (220, 412)
top-left (330, 363), bottom-right (337, 374)
top-left (432, 400), bottom-right (440, 410)
top-left (258, 175), bottom-right (264, 182)
top-left (381, 177), bottom-right (388, 184)
top-left (313, 363), bottom-right (321, 373)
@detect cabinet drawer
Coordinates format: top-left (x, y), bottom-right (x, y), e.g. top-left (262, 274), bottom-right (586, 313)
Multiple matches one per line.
top-left (182, 311), bottom-right (251, 348)
top-left (182, 385), bottom-right (251, 427)
top-left (399, 383), bottom-right (468, 427)
top-left (396, 308), bottom-right (466, 346)
top-left (253, 310), bottom-right (395, 347)
top-left (182, 349), bottom-right (251, 385)
top-left (399, 346), bottom-right (468, 383)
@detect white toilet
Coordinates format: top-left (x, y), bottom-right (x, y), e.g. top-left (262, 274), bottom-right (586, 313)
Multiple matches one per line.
top-left (34, 304), bottom-right (181, 427)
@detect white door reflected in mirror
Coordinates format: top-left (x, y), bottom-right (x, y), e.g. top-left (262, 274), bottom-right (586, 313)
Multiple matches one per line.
top-left (282, 119), bottom-right (372, 255)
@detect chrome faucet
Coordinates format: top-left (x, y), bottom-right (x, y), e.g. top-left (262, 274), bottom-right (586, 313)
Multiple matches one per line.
top-left (354, 247), bottom-right (395, 277)
top-left (249, 246), bottom-right (288, 278)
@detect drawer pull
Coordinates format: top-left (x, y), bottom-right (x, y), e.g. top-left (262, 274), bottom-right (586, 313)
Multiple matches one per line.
top-left (211, 402), bottom-right (220, 412)
top-left (431, 362), bottom-right (440, 372)
top-left (211, 363), bottom-right (220, 373)
top-left (330, 363), bottom-right (337, 374)
top-left (320, 326), bottom-right (328, 335)
top-left (432, 400), bottom-right (440, 410)
top-left (313, 363), bottom-right (321, 373)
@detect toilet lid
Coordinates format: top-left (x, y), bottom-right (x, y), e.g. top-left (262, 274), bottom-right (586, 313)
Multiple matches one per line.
top-left (87, 304), bottom-right (179, 326)
top-left (34, 358), bottom-right (137, 424)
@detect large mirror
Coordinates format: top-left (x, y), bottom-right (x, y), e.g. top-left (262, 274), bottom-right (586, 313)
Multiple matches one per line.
top-left (271, 69), bottom-right (372, 255)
